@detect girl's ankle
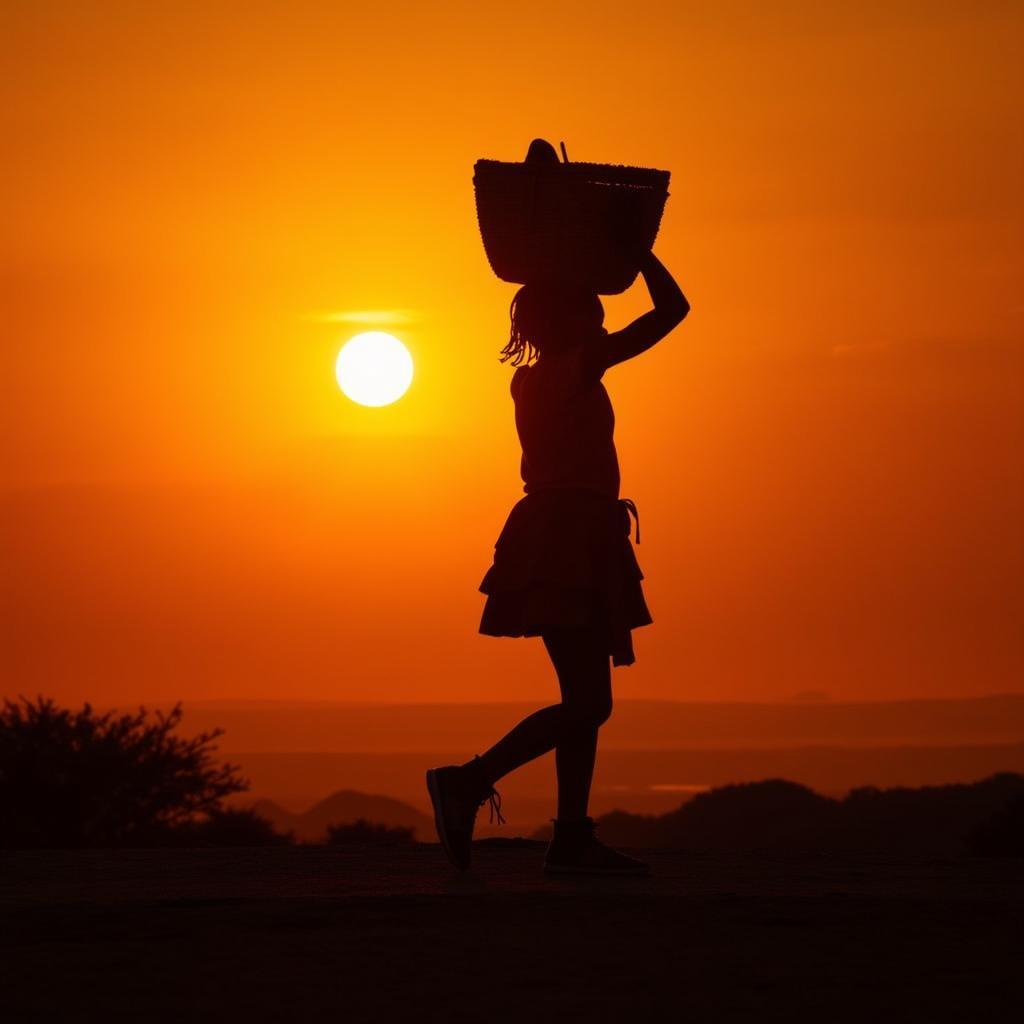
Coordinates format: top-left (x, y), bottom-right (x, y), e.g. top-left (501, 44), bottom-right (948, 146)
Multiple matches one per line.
top-left (459, 754), bottom-right (493, 793)
top-left (551, 816), bottom-right (595, 835)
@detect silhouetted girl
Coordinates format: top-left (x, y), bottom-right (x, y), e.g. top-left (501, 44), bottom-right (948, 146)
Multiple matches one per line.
top-left (428, 250), bottom-right (688, 874)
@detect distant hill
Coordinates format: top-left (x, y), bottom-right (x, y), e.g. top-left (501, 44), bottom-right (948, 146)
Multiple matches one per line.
top-left (139, 695), bottom-right (1024, 754)
top-left (124, 696), bottom-right (1024, 826)
top-left (252, 790), bottom-right (433, 842)
top-left (226, 742), bottom-right (1024, 825)
top-left (532, 773), bottom-right (1024, 856)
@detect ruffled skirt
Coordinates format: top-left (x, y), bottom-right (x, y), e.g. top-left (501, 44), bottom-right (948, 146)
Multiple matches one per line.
top-left (478, 487), bottom-right (653, 666)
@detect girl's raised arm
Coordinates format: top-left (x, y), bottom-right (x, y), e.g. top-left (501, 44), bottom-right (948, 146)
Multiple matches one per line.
top-left (603, 251), bottom-right (689, 369)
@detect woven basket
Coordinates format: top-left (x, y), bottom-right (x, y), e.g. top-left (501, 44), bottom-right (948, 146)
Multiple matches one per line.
top-left (473, 154), bottom-right (671, 295)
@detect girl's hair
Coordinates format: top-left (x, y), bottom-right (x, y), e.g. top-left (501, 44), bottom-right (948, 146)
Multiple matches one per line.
top-left (499, 287), bottom-right (539, 366)
top-left (499, 282), bottom-right (601, 366)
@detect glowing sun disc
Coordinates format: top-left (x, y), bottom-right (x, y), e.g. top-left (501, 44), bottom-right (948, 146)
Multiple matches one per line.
top-left (335, 332), bottom-right (413, 407)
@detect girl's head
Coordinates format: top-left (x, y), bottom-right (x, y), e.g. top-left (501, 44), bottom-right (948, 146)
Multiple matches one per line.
top-left (500, 282), bottom-right (605, 366)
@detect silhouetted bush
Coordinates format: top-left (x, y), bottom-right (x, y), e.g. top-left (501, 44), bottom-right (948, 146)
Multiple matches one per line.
top-left (326, 818), bottom-right (415, 846)
top-left (0, 695), bottom-right (247, 848)
top-left (170, 807), bottom-right (294, 847)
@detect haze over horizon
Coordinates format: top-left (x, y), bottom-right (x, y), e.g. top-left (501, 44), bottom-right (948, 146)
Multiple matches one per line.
top-left (3, 1), bottom-right (1022, 709)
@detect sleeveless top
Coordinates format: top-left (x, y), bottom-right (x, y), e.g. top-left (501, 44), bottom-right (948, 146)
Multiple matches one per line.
top-left (510, 337), bottom-right (620, 500)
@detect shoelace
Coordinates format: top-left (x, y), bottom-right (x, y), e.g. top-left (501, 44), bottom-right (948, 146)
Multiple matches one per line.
top-left (480, 786), bottom-right (506, 826)
top-left (467, 755), bottom-right (506, 825)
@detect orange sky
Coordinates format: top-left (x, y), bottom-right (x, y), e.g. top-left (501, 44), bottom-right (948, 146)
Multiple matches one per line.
top-left (2, 1), bottom-right (1022, 707)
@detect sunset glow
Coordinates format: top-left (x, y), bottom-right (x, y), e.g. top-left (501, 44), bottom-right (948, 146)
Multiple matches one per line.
top-left (2, 1), bottom-right (1021, 709)
top-left (5, 7), bottom-right (1023, 1011)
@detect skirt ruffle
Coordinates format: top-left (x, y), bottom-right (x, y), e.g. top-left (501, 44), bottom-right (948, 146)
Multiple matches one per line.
top-left (478, 487), bottom-right (653, 666)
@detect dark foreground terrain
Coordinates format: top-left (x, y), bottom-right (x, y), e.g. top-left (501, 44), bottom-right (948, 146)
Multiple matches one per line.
top-left (3, 843), bottom-right (1021, 1022)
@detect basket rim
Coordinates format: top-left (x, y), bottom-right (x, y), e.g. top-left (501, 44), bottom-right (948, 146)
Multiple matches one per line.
top-left (474, 157), bottom-right (670, 188)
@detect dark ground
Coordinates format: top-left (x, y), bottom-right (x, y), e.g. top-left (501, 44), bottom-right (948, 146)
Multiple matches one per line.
top-left (3, 842), bottom-right (1021, 1022)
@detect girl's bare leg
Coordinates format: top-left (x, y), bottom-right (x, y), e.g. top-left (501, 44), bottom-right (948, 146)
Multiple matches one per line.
top-left (543, 626), bottom-right (612, 820)
top-left (468, 625), bottom-right (612, 820)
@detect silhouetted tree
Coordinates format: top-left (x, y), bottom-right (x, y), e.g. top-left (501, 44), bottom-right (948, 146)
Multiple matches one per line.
top-left (326, 818), bottom-right (415, 846)
top-left (0, 695), bottom-right (247, 848)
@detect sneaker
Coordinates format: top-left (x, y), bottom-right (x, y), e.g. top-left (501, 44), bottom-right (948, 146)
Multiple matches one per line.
top-left (425, 756), bottom-right (506, 871)
top-left (543, 816), bottom-right (650, 876)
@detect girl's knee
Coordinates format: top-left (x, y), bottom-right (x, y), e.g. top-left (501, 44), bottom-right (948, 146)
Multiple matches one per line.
top-left (591, 698), bottom-right (613, 728)
top-left (563, 695), bottom-right (613, 730)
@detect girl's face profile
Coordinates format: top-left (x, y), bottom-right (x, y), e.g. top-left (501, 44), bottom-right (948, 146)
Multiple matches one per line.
top-left (539, 291), bottom-right (604, 350)
top-left (562, 295), bottom-right (604, 339)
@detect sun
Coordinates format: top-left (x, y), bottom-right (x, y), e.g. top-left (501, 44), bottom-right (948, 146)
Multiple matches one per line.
top-left (335, 332), bottom-right (414, 407)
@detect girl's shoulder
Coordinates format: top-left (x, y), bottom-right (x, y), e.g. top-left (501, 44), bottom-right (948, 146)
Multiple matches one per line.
top-left (510, 363), bottom-right (531, 400)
